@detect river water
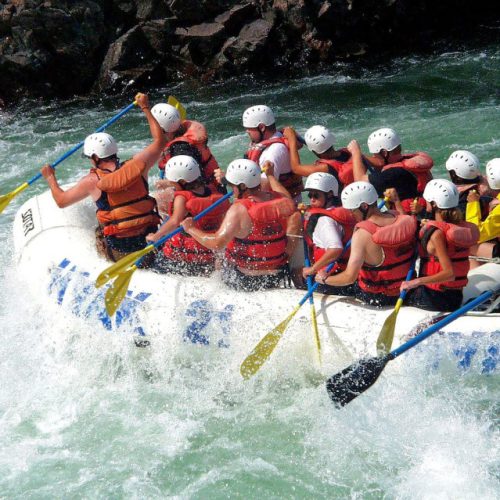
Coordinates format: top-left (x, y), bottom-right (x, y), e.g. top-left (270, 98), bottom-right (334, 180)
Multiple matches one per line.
top-left (0, 45), bottom-right (499, 498)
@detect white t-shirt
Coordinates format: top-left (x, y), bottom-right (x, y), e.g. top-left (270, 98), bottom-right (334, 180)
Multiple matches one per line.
top-left (312, 215), bottom-right (344, 250)
top-left (259, 132), bottom-right (291, 178)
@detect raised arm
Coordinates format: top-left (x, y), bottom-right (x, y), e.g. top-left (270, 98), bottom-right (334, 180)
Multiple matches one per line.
top-left (133, 93), bottom-right (166, 172)
top-left (282, 126), bottom-right (328, 177)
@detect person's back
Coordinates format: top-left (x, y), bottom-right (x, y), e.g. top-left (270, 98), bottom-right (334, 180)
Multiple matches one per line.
top-left (40, 93), bottom-right (165, 262)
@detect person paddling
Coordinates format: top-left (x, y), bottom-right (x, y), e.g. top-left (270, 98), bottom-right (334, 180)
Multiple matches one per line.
top-left (366, 127), bottom-right (434, 194)
top-left (242, 105), bottom-right (303, 202)
top-left (467, 158), bottom-right (500, 268)
top-left (151, 103), bottom-right (220, 191)
top-left (181, 159), bottom-right (297, 292)
top-left (302, 172), bottom-right (356, 296)
top-left (40, 93), bottom-right (164, 262)
top-left (445, 150), bottom-right (491, 217)
top-left (146, 155), bottom-right (230, 276)
top-left (283, 125), bottom-right (367, 189)
top-left (315, 181), bottom-right (417, 307)
top-left (402, 179), bottom-right (479, 311)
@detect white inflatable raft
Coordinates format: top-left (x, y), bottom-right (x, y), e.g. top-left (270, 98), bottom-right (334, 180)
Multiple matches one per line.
top-left (12, 189), bottom-right (500, 377)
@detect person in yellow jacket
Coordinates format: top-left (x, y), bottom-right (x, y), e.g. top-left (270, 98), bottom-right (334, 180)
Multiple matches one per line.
top-left (466, 158), bottom-right (500, 268)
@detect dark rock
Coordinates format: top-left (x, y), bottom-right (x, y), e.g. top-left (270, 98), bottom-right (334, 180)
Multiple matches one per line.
top-left (215, 3), bottom-right (258, 35)
top-left (175, 22), bottom-right (226, 66)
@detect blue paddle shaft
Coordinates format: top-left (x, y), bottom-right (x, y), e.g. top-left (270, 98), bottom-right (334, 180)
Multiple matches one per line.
top-left (153, 191), bottom-right (232, 249)
top-left (390, 288), bottom-right (497, 359)
top-left (27, 102), bottom-right (136, 186)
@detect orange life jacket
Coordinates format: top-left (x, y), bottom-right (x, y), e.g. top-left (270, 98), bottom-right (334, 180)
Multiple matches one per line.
top-left (245, 136), bottom-right (303, 198)
top-left (159, 120), bottom-right (219, 187)
top-left (419, 220), bottom-right (479, 291)
top-left (94, 159), bottom-right (160, 238)
top-left (163, 190), bottom-right (230, 264)
top-left (225, 193), bottom-right (296, 271)
top-left (382, 152), bottom-right (433, 194)
top-left (356, 214), bottom-right (417, 296)
top-left (316, 149), bottom-right (355, 187)
top-left (303, 207), bottom-right (356, 272)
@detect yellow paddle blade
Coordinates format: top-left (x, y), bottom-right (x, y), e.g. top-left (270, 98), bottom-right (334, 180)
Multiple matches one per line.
top-left (95, 244), bottom-right (154, 288)
top-left (310, 303), bottom-right (321, 365)
top-left (167, 96), bottom-right (187, 120)
top-left (105, 266), bottom-right (137, 316)
top-left (0, 182), bottom-right (29, 214)
top-left (240, 305), bottom-right (301, 380)
top-left (376, 298), bottom-right (403, 355)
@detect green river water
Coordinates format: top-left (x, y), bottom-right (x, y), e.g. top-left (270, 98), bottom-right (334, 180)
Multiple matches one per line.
top-left (0, 45), bottom-right (499, 498)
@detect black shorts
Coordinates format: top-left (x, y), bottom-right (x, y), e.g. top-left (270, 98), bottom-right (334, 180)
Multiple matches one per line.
top-left (353, 282), bottom-right (399, 308)
top-left (405, 286), bottom-right (463, 312)
top-left (152, 252), bottom-right (215, 277)
top-left (222, 264), bottom-right (288, 292)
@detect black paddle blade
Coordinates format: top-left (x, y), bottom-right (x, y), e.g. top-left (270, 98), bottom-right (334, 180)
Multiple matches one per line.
top-left (326, 356), bottom-right (390, 407)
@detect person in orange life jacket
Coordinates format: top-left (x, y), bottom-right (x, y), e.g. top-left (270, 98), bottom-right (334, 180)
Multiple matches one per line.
top-left (315, 181), bottom-right (417, 307)
top-left (467, 158), bottom-right (500, 269)
top-left (366, 127), bottom-right (434, 195)
top-left (181, 159), bottom-right (297, 292)
top-left (151, 102), bottom-right (220, 191)
top-left (40, 93), bottom-right (164, 262)
top-left (146, 155), bottom-right (230, 276)
top-left (445, 150), bottom-right (492, 217)
top-left (282, 125), bottom-right (370, 190)
top-left (401, 179), bottom-right (480, 311)
top-left (302, 172), bottom-right (357, 296)
top-left (242, 105), bottom-right (303, 203)
top-left (350, 138), bottom-right (422, 215)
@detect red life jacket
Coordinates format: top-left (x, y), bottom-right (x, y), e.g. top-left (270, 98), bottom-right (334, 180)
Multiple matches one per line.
top-left (400, 197), bottom-right (427, 215)
top-left (163, 190), bottom-right (230, 264)
top-left (245, 136), bottom-right (303, 198)
top-left (159, 120), bottom-right (219, 188)
top-left (225, 193), bottom-right (296, 271)
top-left (419, 220), bottom-right (479, 291)
top-left (316, 149), bottom-right (355, 187)
top-left (382, 152), bottom-right (433, 194)
top-left (356, 214), bottom-right (417, 296)
top-left (94, 159), bottom-right (160, 238)
top-left (303, 207), bottom-right (356, 272)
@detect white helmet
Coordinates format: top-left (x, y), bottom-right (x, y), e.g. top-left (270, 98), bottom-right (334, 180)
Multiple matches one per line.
top-left (304, 125), bottom-right (335, 154)
top-left (341, 181), bottom-right (378, 209)
top-left (226, 159), bottom-right (261, 188)
top-left (485, 158), bottom-right (500, 190)
top-left (164, 155), bottom-right (201, 183)
top-left (367, 128), bottom-right (401, 154)
top-left (83, 132), bottom-right (118, 159)
top-left (304, 172), bottom-right (339, 196)
top-left (445, 150), bottom-right (480, 180)
top-left (423, 179), bottom-right (459, 209)
top-left (242, 105), bottom-right (275, 128)
top-left (151, 103), bottom-right (181, 133)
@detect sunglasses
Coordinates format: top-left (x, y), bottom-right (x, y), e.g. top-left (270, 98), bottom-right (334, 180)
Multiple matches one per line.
top-left (307, 192), bottom-right (323, 199)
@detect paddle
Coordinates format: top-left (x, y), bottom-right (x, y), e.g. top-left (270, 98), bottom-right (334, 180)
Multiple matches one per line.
top-left (301, 220), bottom-right (321, 364)
top-left (240, 199), bottom-right (387, 380)
top-left (326, 286), bottom-right (499, 407)
top-left (375, 250), bottom-right (418, 355)
top-left (96, 191), bottom-right (233, 316)
top-left (0, 101), bottom-right (138, 215)
top-left (167, 96), bottom-right (187, 121)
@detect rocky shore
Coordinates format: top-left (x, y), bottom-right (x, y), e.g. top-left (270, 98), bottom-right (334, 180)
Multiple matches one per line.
top-left (0, 0), bottom-right (498, 105)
